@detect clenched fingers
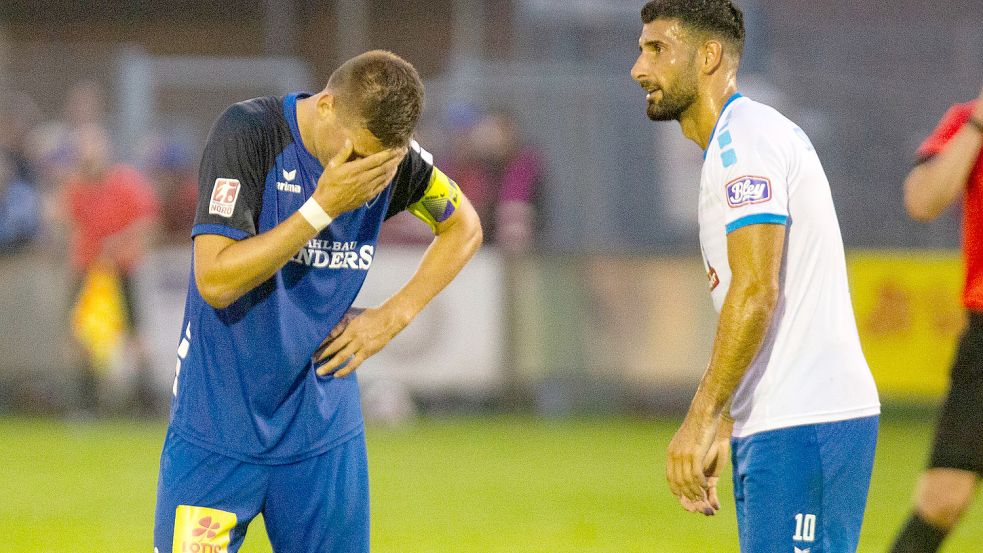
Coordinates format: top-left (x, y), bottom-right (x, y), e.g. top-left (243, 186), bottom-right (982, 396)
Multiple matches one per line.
top-left (679, 495), bottom-right (716, 516)
top-left (667, 449), bottom-right (709, 502)
top-left (363, 154), bottom-right (403, 182)
top-left (706, 477), bottom-right (721, 511)
top-left (346, 147), bottom-right (405, 173)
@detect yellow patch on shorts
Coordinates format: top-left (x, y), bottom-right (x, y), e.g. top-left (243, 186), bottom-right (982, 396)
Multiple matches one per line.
top-left (173, 505), bottom-right (237, 553)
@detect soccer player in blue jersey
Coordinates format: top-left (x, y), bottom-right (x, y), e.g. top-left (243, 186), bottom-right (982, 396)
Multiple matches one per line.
top-left (153, 50), bottom-right (482, 553)
top-left (631, 1), bottom-right (880, 552)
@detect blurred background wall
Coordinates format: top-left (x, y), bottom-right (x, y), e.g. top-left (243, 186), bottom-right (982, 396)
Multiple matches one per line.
top-left (0, 0), bottom-right (979, 417)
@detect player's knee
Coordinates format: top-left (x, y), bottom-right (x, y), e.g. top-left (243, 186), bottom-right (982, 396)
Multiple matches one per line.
top-left (914, 469), bottom-right (978, 529)
top-left (915, 486), bottom-right (973, 529)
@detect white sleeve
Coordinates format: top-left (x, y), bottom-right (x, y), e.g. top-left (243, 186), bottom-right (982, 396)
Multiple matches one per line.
top-left (709, 123), bottom-right (790, 234)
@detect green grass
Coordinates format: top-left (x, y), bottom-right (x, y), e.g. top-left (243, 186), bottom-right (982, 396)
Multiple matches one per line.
top-left (0, 416), bottom-right (980, 551)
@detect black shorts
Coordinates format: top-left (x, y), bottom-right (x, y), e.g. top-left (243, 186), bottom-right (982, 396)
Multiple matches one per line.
top-left (928, 311), bottom-right (983, 474)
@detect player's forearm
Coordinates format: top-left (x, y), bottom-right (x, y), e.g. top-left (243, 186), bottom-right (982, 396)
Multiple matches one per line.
top-left (380, 207), bottom-right (482, 324)
top-left (904, 125), bottom-right (983, 221)
top-left (688, 279), bottom-right (779, 422)
top-left (195, 213), bottom-right (319, 308)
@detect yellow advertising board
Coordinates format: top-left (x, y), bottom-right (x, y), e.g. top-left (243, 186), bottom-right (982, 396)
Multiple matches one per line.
top-left (848, 250), bottom-right (964, 400)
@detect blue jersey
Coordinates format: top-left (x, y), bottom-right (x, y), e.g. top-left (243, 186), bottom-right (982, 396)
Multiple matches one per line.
top-left (169, 93), bottom-right (433, 463)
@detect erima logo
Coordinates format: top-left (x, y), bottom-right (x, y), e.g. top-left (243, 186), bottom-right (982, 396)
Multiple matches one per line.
top-left (277, 168), bottom-right (301, 193)
top-left (291, 239), bottom-right (375, 270)
top-left (794, 548), bottom-right (810, 553)
top-left (726, 175), bottom-right (771, 207)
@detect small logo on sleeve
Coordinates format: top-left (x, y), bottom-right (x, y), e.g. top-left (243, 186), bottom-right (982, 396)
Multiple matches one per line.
top-left (707, 266), bottom-right (720, 291)
top-left (208, 178), bottom-right (241, 217)
top-left (725, 176), bottom-right (771, 207)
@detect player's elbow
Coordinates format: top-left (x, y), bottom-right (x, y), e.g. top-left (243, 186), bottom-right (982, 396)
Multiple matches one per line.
top-left (465, 213), bottom-right (484, 253)
top-left (755, 282), bottom-right (781, 312)
top-left (734, 278), bottom-right (781, 313)
top-left (195, 271), bottom-right (240, 309)
top-left (904, 192), bottom-right (941, 222)
top-left (903, 167), bottom-right (945, 222)
top-left (442, 202), bottom-right (484, 254)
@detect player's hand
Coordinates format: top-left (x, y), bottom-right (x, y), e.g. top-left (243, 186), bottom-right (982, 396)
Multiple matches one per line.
top-left (666, 413), bottom-right (718, 507)
top-left (313, 305), bottom-right (410, 377)
top-left (312, 140), bottom-right (406, 218)
top-left (677, 417), bottom-right (732, 516)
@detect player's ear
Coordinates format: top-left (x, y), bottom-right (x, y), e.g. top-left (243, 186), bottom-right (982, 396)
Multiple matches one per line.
top-left (317, 93), bottom-right (336, 118)
top-left (700, 40), bottom-right (724, 74)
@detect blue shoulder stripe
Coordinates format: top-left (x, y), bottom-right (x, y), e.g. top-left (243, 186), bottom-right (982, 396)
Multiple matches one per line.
top-left (191, 224), bottom-right (252, 240)
top-left (703, 92), bottom-right (744, 160)
top-left (725, 213), bottom-right (788, 234)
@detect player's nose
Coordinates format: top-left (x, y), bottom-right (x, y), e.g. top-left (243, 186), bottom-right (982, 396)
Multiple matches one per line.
top-left (630, 57), bottom-right (646, 84)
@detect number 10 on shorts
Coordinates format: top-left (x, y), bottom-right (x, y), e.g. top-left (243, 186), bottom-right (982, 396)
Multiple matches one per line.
top-left (793, 513), bottom-right (816, 542)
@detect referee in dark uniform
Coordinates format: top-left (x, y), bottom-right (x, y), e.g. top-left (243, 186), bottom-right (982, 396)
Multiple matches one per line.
top-left (891, 84), bottom-right (983, 552)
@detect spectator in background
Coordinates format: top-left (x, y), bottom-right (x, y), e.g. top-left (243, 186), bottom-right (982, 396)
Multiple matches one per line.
top-left (143, 137), bottom-right (198, 244)
top-left (30, 80), bottom-right (109, 196)
top-left (0, 149), bottom-right (42, 254)
top-left (0, 89), bottom-right (43, 185)
top-left (889, 85), bottom-right (983, 553)
top-left (60, 124), bottom-right (160, 415)
top-left (444, 108), bottom-right (545, 252)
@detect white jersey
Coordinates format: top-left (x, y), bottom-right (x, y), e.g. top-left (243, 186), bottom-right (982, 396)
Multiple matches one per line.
top-left (698, 94), bottom-right (879, 438)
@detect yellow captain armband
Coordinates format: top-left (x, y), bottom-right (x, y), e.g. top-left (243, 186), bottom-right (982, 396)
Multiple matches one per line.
top-left (407, 166), bottom-right (462, 232)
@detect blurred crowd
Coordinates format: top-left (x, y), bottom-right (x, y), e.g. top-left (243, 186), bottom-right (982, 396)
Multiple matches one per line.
top-left (0, 81), bottom-right (545, 416)
top-left (380, 103), bottom-right (546, 252)
top-left (1, 82), bottom-right (545, 258)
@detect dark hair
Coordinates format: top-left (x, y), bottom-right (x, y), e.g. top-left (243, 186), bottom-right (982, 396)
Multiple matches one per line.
top-left (327, 50), bottom-right (424, 148)
top-left (641, 0), bottom-right (745, 55)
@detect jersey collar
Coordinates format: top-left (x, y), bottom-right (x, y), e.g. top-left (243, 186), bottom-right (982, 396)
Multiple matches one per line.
top-left (703, 92), bottom-right (744, 159)
top-left (284, 92), bottom-right (324, 172)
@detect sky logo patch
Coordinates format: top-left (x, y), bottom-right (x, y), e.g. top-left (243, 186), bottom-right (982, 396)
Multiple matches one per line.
top-left (726, 176), bottom-right (771, 207)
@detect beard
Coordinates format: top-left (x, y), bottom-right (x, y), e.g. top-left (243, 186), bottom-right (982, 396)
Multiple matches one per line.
top-left (645, 77), bottom-right (698, 122)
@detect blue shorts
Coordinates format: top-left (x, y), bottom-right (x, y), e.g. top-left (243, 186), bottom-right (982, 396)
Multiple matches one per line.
top-left (153, 429), bottom-right (369, 553)
top-left (731, 416), bottom-right (878, 553)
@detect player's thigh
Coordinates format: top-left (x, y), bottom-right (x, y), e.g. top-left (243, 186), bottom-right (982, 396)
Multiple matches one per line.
top-left (929, 322), bottom-right (983, 475)
top-left (732, 425), bottom-right (825, 553)
top-left (263, 432), bottom-right (370, 553)
top-left (154, 430), bottom-right (268, 553)
top-left (815, 416), bottom-right (878, 552)
top-left (730, 438), bottom-right (751, 549)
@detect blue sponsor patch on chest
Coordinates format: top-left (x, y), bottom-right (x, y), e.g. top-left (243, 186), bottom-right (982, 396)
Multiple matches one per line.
top-left (725, 176), bottom-right (772, 207)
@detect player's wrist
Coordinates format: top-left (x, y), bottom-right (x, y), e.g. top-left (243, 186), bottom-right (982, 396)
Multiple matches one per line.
top-left (968, 116), bottom-right (983, 134)
top-left (380, 297), bottom-right (418, 329)
top-left (299, 197), bottom-right (334, 232)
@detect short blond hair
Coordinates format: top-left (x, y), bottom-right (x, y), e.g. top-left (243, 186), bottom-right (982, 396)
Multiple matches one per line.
top-left (327, 50), bottom-right (424, 148)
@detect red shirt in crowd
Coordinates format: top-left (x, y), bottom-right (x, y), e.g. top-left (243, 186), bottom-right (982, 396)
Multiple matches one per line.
top-left (917, 102), bottom-right (983, 311)
top-left (65, 164), bottom-right (159, 274)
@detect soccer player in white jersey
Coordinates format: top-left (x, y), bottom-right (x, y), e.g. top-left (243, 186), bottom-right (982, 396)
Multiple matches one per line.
top-left (630, 1), bottom-right (880, 551)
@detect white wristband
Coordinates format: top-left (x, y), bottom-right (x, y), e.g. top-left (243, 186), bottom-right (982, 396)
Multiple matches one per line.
top-left (299, 197), bottom-right (333, 231)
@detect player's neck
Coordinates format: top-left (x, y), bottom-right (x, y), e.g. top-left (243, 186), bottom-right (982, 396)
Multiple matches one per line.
top-left (678, 84), bottom-right (738, 150)
top-left (296, 95), bottom-right (322, 162)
